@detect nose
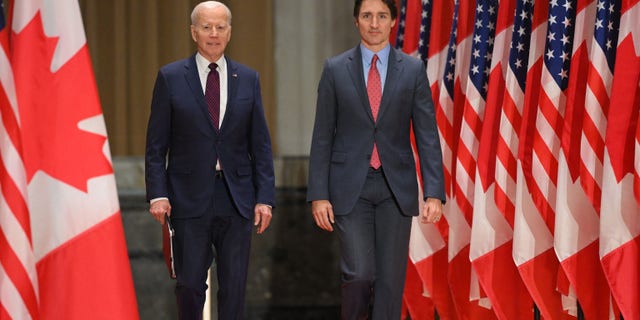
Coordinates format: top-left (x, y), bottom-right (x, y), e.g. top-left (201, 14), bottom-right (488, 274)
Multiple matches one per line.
top-left (370, 17), bottom-right (379, 28)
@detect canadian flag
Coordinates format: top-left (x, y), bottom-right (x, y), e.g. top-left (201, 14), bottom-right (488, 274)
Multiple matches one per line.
top-left (0, 1), bottom-right (139, 319)
top-left (600, 0), bottom-right (640, 318)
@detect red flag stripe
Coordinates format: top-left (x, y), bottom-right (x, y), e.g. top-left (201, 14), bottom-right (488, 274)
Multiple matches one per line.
top-left (0, 230), bottom-right (38, 318)
top-left (0, 8), bottom-right (39, 318)
top-left (636, 117), bottom-right (640, 205)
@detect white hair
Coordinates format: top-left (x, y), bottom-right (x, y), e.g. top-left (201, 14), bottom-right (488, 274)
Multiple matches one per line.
top-left (190, 1), bottom-right (232, 26)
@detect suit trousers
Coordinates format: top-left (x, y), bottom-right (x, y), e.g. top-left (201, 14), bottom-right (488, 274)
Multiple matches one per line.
top-left (171, 172), bottom-right (253, 320)
top-left (335, 168), bottom-right (412, 320)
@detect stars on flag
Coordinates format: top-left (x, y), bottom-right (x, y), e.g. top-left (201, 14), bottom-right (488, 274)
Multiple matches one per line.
top-left (442, 0), bottom-right (461, 98)
top-left (594, 0), bottom-right (620, 69)
top-left (544, 0), bottom-right (576, 88)
top-left (417, 0), bottom-right (433, 62)
top-left (468, 0), bottom-right (499, 96)
top-left (509, 0), bottom-right (534, 88)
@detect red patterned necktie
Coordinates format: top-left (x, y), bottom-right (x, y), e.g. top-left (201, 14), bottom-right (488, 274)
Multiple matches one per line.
top-left (367, 54), bottom-right (381, 169)
top-left (205, 63), bottom-right (220, 131)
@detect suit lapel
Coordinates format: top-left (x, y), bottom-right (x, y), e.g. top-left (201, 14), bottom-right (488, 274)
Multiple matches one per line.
top-left (377, 48), bottom-right (402, 122)
top-left (184, 55), bottom-right (217, 133)
top-left (346, 46), bottom-right (375, 122)
top-left (223, 58), bottom-right (239, 133)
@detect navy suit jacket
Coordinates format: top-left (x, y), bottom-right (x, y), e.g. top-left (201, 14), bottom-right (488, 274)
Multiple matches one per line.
top-left (307, 46), bottom-right (445, 216)
top-left (145, 54), bottom-right (275, 220)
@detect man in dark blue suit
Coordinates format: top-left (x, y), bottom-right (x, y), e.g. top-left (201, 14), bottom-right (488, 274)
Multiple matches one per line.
top-left (307, 0), bottom-right (445, 318)
top-left (145, 2), bottom-right (275, 319)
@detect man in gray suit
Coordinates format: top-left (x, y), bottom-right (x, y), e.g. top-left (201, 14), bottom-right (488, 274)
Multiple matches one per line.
top-left (307, 0), bottom-right (445, 318)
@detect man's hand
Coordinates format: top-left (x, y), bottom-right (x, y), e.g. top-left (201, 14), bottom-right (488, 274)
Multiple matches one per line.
top-left (254, 204), bottom-right (273, 234)
top-left (421, 197), bottom-right (443, 224)
top-left (149, 199), bottom-right (171, 224)
top-left (311, 200), bottom-right (335, 232)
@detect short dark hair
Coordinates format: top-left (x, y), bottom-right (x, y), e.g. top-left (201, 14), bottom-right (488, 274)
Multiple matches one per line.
top-left (353, 0), bottom-right (398, 20)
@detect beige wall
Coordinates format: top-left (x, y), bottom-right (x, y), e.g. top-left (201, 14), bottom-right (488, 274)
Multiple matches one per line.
top-left (79, 0), bottom-right (275, 156)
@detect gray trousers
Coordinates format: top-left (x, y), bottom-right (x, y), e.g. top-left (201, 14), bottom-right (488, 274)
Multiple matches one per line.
top-left (335, 168), bottom-right (412, 320)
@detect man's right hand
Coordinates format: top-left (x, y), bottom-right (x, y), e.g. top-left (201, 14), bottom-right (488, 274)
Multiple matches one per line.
top-left (311, 200), bottom-right (335, 232)
top-left (149, 199), bottom-right (171, 224)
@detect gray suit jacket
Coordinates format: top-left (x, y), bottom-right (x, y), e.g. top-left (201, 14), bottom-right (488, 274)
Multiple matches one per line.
top-left (307, 45), bottom-right (445, 216)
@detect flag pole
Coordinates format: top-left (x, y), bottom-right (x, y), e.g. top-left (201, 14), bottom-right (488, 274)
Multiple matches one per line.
top-left (204, 267), bottom-right (212, 320)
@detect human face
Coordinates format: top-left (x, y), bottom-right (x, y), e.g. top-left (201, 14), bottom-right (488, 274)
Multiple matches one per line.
top-left (190, 5), bottom-right (231, 62)
top-left (354, 0), bottom-right (396, 52)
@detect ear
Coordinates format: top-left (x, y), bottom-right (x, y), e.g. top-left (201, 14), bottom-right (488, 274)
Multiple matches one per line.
top-left (190, 25), bottom-right (197, 42)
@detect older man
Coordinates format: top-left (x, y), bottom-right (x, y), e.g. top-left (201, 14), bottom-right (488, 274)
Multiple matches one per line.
top-left (145, 2), bottom-right (275, 319)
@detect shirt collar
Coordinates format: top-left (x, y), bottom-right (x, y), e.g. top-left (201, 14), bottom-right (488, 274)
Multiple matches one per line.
top-left (360, 44), bottom-right (390, 68)
top-left (195, 52), bottom-right (226, 74)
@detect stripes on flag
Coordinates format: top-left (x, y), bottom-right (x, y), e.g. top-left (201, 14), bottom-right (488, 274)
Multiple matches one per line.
top-left (0, 0), bottom-right (40, 318)
top-left (553, 0), bottom-right (617, 318)
top-left (396, 0), bottom-right (640, 317)
top-left (470, 0), bottom-right (535, 318)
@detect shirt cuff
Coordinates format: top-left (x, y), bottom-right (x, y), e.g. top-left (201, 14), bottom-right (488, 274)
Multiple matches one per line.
top-left (150, 197), bottom-right (169, 204)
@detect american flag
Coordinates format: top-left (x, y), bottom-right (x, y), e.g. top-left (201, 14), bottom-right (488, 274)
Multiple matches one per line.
top-left (553, 0), bottom-right (619, 318)
top-left (511, 0), bottom-right (574, 318)
top-left (444, 0), bottom-right (499, 318)
top-left (417, 0), bottom-right (433, 62)
top-left (471, 0), bottom-right (534, 318)
top-left (398, 1), bottom-right (452, 318)
top-left (394, 0), bottom-right (639, 317)
top-left (518, 0), bottom-right (579, 317)
top-left (0, 1), bottom-right (40, 318)
top-left (457, 0), bottom-right (498, 311)
top-left (395, 0), bottom-right (409, 49)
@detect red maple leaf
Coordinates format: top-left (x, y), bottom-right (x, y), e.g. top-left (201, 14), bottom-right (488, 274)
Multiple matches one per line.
top-left (12, 13), bottom-right (112, 192)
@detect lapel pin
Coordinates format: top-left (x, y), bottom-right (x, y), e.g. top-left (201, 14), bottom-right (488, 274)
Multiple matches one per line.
top-left (232, 73), bottom-right (238, 78)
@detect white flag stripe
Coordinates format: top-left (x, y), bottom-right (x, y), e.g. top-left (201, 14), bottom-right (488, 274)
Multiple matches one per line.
top-left (499, 111), bottom-right (520, 153)
top-left (580, 134), bottom-right (604, 182)
top-left (0, 263), bottom-right (32, 320)
top-left (514, 164), bottom-right (555, 265)
top-left (0, 193), bottom-right (38, 287)
top-left (0, 49), bottom-right (19, 123)
top-left (460, 120), bottom-right (480, 158)
top-left (0, 119), bottom-right (28, 199)
top-left (532, 152), bottom-right (558, 207)
top-left (495, 160), bottom-right (517, 201)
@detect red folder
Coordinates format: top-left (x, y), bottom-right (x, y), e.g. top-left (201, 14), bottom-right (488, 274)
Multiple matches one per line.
top-left (162, 214), bottom-right (176, 279)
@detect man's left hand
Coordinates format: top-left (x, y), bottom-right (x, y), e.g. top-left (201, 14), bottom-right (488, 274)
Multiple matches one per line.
top-left (254, 204), bottom-right (273, 234)
top-left (421, 197), bottom-right (443, 224)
